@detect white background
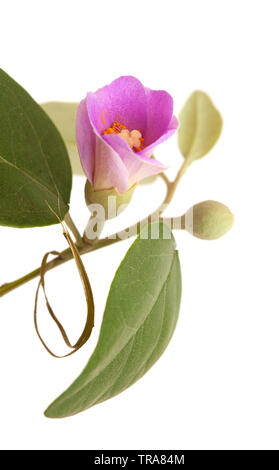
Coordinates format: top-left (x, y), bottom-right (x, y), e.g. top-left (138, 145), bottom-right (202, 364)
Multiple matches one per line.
top-left (0, 0), bottom-right (278, 450)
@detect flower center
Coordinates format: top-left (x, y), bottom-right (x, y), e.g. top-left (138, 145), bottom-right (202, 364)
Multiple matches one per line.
top-left (103, 122), bottom-right (144, 152)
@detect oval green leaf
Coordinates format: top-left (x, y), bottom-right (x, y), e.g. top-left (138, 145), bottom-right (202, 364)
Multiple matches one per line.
top-left (178, 90), bottom-right (222, 162)
top-left (41, 102), bottom-right (84, 176)
top-left (0, 69), bottom-right (72, 227)
top-left (45, 222), bottom-right (182, 418)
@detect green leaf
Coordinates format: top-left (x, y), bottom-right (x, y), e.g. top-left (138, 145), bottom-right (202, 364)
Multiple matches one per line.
top-left (0, 69), bottom-right (72, 227)
top-left (178, 90), bottom-right (222, 162)
top-left (45, 222), bottom-right (182, 418)
top-left (41, 102), bottom-right (84, 176)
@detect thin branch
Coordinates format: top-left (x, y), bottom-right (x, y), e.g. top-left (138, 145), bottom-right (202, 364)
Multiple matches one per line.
top-left (64, 212), bottom-right (84, 247)
top-left (0, 158), bottom-right (192, 299)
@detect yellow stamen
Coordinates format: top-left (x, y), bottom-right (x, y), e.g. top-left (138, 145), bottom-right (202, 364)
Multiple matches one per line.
top-left (103, 121), bottom-right (144, 152)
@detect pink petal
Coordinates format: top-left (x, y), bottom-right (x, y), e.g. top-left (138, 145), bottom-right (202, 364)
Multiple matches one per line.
top-left (76, 99), bottom-right (96, 183)
top-left (76, 99), bottom-right (129, 193)
top-left (103, 134), bottom-right (167, 187)
top-left (86, 76), bottom-right (147, 135)
top-left (140, 115), bottom-right (179, 158)
top-left (144, 88), bottom-right (175, 146)
top-left (93, 135), bottom-right (130, 193)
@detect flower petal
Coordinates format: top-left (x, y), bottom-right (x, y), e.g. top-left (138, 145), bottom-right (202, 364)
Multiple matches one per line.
top-left (103, 134), bottom-right (167, 187)
top-left (86, 76), bottom-right (147, 135)
top-left (76, 99), bottom-right (129, 192)
top-left (76, 99), bottom-right (96, 183)
top-left (93, 135), bottom-right (130, 193)
top-left (140, 115), bottom-right (179, 158)
top-left (144, 89), bottom-right (175, 146)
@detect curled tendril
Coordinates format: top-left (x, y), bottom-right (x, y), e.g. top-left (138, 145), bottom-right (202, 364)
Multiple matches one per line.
top-left (34, 220), bottom-right (95, 358)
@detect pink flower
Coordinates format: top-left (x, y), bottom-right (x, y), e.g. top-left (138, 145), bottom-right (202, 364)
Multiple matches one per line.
top-left (76, 76), bottom-right (178, 193)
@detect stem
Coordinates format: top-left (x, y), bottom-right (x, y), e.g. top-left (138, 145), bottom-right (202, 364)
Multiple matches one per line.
top-left (159, 172), bottom-right (171, 186)
top-left (159, 158), bottom-right (191, 208)
top-left (0, 240), bottom-right (116, 298)
top-left (64, 212), bottom-right (84, 247)
top-left (0, 158), bottom-right (191, 299)
top-left (0, 213), bottom-right (188, 299)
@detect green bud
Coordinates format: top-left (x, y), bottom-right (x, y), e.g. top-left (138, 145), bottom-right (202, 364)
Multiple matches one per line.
top-left (185, 200), bottom-right (234, 240)
top-left (85, 180), bottom-right (136, 220)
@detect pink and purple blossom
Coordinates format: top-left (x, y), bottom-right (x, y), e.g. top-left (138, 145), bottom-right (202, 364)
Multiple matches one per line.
top-left (76, 76), bottom-right (178, 193)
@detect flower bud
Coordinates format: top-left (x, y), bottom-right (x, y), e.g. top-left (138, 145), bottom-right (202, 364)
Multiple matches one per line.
top-left (185, 200), bottom-right (234, 240)
top-left (85, 180), bottom-right (135, 220)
